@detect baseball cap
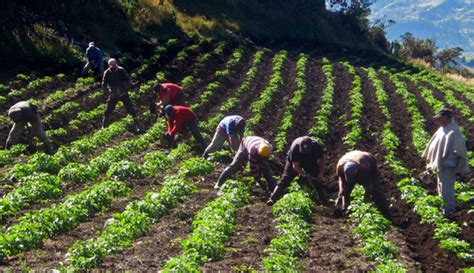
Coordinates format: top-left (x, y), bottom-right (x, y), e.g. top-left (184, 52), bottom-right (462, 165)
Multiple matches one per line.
top-left (433, 109), bottom-right (452, 119)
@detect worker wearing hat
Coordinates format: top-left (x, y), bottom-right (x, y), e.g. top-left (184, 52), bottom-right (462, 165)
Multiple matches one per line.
top-left (6, 101), bottom-right (53, 154)
top-left (164, 105), bottom-right (206, 148)
top-left (215, 136), bottom-right (277, 193)
top-left (334, 150), bottom-right (392, 220)
top-left (267, 136), bottom-right (327, 205)
top-left (82, 41), bottom-right (104, 77)
top-left (422, 109), bottom-right (469, 215)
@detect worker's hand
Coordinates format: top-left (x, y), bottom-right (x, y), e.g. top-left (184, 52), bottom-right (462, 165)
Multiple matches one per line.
top-left (419, 170), bottom-right (431, 179)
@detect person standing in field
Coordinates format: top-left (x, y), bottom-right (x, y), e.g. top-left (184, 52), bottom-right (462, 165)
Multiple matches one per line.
top-left (267, 136), bottom-right (327, 205)
top-left (102, 58), bottom-right (143, 132)
top-left (82, 42), bottom-right (104, 77)
top-left (164, 105), bottom-right (206, 149)
top-left (215, 136), bottom-right (277, 193)
top-left (6, 101), bottom-right (53, 154)
top-left (334, 150), bottom-right (392, 220)
top-left (202, 115), bottom-right (246, 158)
top-left (422, 109), bottom-right (469, 215)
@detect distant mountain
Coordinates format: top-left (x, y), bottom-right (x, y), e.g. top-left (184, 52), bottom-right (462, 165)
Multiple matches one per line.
top-left (369, 0), bottom-right (474, 59)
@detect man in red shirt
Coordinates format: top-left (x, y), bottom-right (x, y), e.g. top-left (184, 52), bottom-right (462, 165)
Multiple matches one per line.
top-left (164, 105), bottom-right (206, 149)
top-left (151, 83), bottom-right (186, 116)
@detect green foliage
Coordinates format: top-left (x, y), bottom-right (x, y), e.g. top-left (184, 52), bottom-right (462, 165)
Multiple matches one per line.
top-left (274, 53), bottom-right (308, 154)
top-left (143, 150), bottom-right (173, 175)
top-left (263, 185), bottom-right (314, 272)
top-left (0, 180), bottom-right (129, 261)
top-left (341, 62), bottom-right (364, 148)
top-left (179, 157), bottom-right (214, 177)
top-left (58, 163), bottom-right (99, 183)
top-left (163, 179), bottom-right (251, 271)
top-left (107, 160), bottom-right (145, 180)
top-left (246, 50), bottom-right (287, 134)
top-left (309, 58), bottom-right (335, 142)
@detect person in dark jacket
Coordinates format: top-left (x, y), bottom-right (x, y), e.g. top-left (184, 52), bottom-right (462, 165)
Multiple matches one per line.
top-left (164, 105), bottom-right (206, 148)
top-left (335, 150), bottom-right (392, 220)
top-left (82, 42), bottom-right (104, 77)
top-left (6, 101), bottom-right (53, 154)
top-left (267, 136), bottom-right (327, 205)
top-left (202, 115), bottom-right (246, 158)
top-left (102, 58), bottom-right (142, 132)
top-left (215, 136), bottom-right (277, 194)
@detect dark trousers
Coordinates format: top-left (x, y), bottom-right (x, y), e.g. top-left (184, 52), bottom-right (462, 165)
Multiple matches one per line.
top-left (184, 118), bottom-right (206, 147)
top-left (272, 160), bottom-right (327, 202)
top-left (103, 93), bottom-right (138, 127)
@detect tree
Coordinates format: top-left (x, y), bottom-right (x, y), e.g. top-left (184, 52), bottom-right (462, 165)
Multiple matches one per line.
top-left (437, 47), bottom-right (463, 70)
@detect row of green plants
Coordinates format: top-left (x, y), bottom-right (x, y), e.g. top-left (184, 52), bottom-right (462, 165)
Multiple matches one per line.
top-left (274, 53), bottom-right (309, 154)
top-left (246, 50), bottom-right (288, 134)
top-left (260, 57), bottom-right (335, 271)
top-left (389, 71), bottom-right (474, 203)
top-left (131, 38), bottom-right (178, 80)
top-left (0, 118), bottom-right (132, 221)
top-left (190, 46), bottom-right (246, 111)
top-left (163, 177), bottom-right (252, 272)
top-left (0, 118), bottom-right (175, 260)
top-left (181, 42), bottom-right (227, 89)
top-left (8, 74), bottom-right (61, 98)
top-left (337, 64), bottom-right (404, 271)
top-left (309, 58), bottom-right (335, 143)
top-left (66, 147), bottom-right (213, 270)
top-left (202, 49), bottom-right (266, 133)
top-left (262, 183), bottom-right (314, 271)
top-left (370, 68), bottom-right (472, 261)
top-left (413, 73), bottom-right (473, 123)
top-left (416, 70), bottom-right (474, 105)
top-left (64, 45), bottom-right (246, 268)
top-left (341, 62), bottom-right (364, 147)
top-left (0, 39), bottom-right (180, 166)
top-left (0, 179), bottom-right (130, 263)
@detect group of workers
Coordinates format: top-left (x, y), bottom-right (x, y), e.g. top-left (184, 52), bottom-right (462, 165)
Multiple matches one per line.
top-left (4, 42), bottom-right (470, 218)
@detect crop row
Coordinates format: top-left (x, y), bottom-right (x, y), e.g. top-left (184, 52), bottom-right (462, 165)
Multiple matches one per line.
top-left (309, 58), bottom-right (335, 143)
top-left (66, 148), bottom-right (213, 269)
top-left (246, 50), bottom-right (288, 134)
top-left (190, 46), bottom-right (246, 111)
top-left (339, 63), bottom-right (403, 270)
top-left (163, 177), bottom-right (252, 272)
top-left (202, 49), bottom-right (266, 133)
top-left (0, 39), bottom-right (181, 166)
top-left (64, 45), bottom-right (251, 268)
top-left (416, 70), bottom-right (474, 105)
top-left (274, 53), bottom-right (309, 154)
top-left (370, 68), bottom-right (472, 260)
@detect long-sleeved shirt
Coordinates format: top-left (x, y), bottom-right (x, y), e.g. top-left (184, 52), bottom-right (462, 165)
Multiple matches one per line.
top-left (287, 136), bottom-right (324, 170)
top-left (102, 66), bottom-right (131, 97)
top-left (241, 136), bottom-right (272, 181)
top-left (218, 115), bottom-right (244, 136)
top-left (8, 101), bottom-right (39, 123)
top-left (86, 46), bottom-right (103, 63)
top-left (159, 83), bottom-right (183, 104)
top-left (167, 106), bottom-right (196, 135)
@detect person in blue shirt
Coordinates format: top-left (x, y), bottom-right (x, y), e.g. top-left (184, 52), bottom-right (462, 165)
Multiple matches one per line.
top-left (203, 115), bottom-right (246, 158)
top-left (82, 42), bottom-right (104, 77)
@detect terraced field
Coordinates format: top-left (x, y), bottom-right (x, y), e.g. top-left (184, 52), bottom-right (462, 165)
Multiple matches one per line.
top-left (0, 38), bottom-right (472, 271)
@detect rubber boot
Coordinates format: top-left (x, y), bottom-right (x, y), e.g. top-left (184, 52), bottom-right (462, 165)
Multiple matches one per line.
top-left (102, 116), bottom-right (110, 129)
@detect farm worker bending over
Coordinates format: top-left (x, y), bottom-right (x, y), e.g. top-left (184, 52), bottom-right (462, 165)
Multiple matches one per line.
top-left (422, 109), bottom-right (469, 215)
top-left (82, 42), bottom-right (104, 77)
top-left (150, 83), bottom-right (186, 116)
top-left (6, 101), bottom-right (53, 154)
top-left (202, 115), bottom-right (246, 158)
top-left (267, 136), bottom-right (327, 205)
top-left (164, 105), bottom-right (206, 149)
top-left (215, 136), bottom-right (277, 193)
top-left (102, 58), bottom-right (143, 132)
top-left (335, 150), bottom-right (392, 220)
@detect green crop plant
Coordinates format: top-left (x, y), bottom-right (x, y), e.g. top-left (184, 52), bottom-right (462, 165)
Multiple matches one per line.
top-left (274, 53), bottom-right (308, 154)
top-left (342, 62), bottom-right (364, 147)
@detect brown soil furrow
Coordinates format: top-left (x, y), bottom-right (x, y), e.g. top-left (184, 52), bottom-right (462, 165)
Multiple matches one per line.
top-left (303, 62), bottom-right (374, 271)
top-left (379, 71), bottom-right (472, 271)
